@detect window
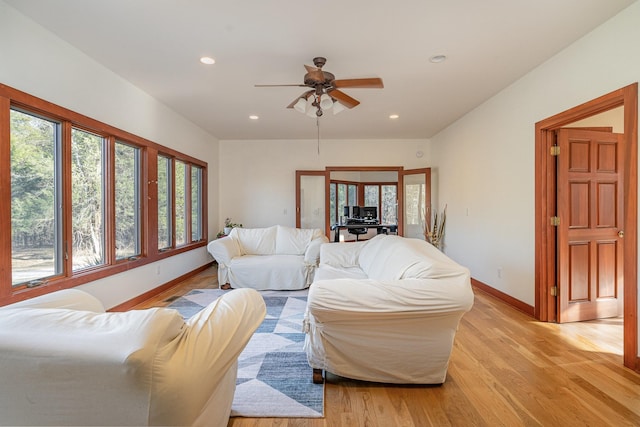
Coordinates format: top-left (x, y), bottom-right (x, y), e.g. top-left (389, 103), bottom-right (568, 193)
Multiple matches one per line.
top-left (329, 183), bottom-right (336, 224)
top-left (115, 142), bottom-right (141, 260)
top-left (347, 184), bottom-right (357, 208)
top-left (71, 128), bottom-right (105, 270)
top-left (157, 156), bottom-right (204, 251)
top-left (364, 185), bottom-right (379, 209)
top-left (191, 166), bottom-right (202, 241)
top-left (381, 185), bottom-right (398, 224)
top-left (337, 183), bottom-right (347, 220)
top-left (157, 155), bottom-right (172, 250)
top-left (364, 183), bottom-right (397, 224)
top-left (10, 109), bottom-right (62, 286)
top-left (175, 160), bottom-right (187, 246)
top-left (1, 84), bottom-right (208, 304)
top-left (330, 181), bottom-right (358, 223)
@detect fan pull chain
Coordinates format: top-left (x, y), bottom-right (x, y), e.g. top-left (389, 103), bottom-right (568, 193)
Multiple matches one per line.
top-left (316, 116), bottom-right (320, 155)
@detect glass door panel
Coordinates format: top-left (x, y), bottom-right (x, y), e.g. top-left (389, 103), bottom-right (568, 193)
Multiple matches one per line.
top-left (297, 172), bottom-right (326, 234)
top-left (401, 168), bottom-right (431, 239)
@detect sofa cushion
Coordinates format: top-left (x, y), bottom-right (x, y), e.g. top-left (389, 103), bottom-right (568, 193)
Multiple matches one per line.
top-left (320, 240), bottom-right (368, 268)
top-left (275, 225), bottom-right (316, 255)
top-left (357, 234), bottom-right (405, 280)
top-left (358, 235), bottom-right (464, 281)
top-left (315, 264), bottom-right (368, 281)
top-left (229, 254), bottom-right (308, 290)
top-left (232, 226), bottom-right (277, 255)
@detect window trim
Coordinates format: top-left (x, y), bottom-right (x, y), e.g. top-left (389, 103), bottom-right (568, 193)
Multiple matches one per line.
top-left (0, 83), bottom-right (208, 305)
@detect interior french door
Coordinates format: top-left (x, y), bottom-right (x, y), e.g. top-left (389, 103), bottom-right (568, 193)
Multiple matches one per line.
top-left (400, 168), bottom-right (431, 239)
top-left (295, 170), bottom-right (328, 233)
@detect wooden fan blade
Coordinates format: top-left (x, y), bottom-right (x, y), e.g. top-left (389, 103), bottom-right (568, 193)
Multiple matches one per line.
top-left (328, 89), bottom-right (360, 108)
top-left (304, 64), bottom-right (319, 73)
top-left (255, 84), bottom-right (308, 87)
top-left (286, 90), bottom-right (314, 108)
top-left (304, 65), bottom-right (325, 83)
top-left (333, 78), bottom-right (384, 89)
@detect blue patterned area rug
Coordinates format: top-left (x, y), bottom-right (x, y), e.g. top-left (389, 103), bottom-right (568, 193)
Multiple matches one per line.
top-left (168, 288), bottom-right (324, 418)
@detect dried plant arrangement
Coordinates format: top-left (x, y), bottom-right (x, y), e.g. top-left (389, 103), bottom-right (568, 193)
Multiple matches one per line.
top-left (423, 205), bottom-right (447, 250)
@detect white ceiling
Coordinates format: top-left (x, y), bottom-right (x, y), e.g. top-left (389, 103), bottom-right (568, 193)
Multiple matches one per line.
top-left (5, 0), bottom-right (636, 140)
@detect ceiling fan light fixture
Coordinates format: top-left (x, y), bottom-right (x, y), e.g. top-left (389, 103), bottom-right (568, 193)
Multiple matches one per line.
top-left (319, 94), bottom-right (333, 110)
top-left (305, 96), bottom-right (316, 116)
top-left (293, 97), bottom-right (307, 113)
top-left (332, 101), bottom-right (345, 115)
top-left (256, 57), bottom-right (383, 116)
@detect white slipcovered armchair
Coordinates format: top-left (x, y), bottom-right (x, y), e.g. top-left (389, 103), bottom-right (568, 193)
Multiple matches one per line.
top-left (207, 225), bottom-right (328, 290)
top-left (0, 287), bottom-right (266, 427)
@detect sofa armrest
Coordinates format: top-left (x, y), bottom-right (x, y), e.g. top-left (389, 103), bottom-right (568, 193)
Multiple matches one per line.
top-left (0, 289), bottom-right (105, 312)
top-left (304, 235), bottom-right (329, 265)
top-left (150, 288), bottom-right (266, 425)
top-left (207, 236), bottom-right (241, 266)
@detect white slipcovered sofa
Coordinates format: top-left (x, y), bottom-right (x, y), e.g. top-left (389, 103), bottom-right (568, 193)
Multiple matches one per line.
top-left (207, 225), bottom-right (329, 290)
top-left (0, 287), bottom-right (266, 427)
top-left (304, 234), bottom-right (474, 384)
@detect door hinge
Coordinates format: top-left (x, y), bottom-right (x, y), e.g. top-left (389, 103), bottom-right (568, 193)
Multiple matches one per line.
top-left (550, 286), bottom-right (557, 297)
top-left (550, 216), bottom-right (560, 226)
top-left (550, 145), bottom-right (560, 156)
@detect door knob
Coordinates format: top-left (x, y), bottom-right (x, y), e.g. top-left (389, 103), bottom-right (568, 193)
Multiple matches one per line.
top-left (618, 230), bottom-right (624, 238)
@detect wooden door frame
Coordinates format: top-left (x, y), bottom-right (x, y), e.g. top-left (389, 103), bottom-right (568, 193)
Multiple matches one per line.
top-left (325, 166), bottom-right (404, 238)
top-left (535, 83), bottom-right (638, 370)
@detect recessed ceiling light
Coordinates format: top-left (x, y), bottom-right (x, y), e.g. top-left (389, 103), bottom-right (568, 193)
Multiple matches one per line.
top-left (429, 55), bottom-right (447, 63)
top-left (389, 114), bottom-right (399, 119)
top-left (200, 56), bottom-right (215, 65)
top-left (249, 115), bottom-right (259, 120)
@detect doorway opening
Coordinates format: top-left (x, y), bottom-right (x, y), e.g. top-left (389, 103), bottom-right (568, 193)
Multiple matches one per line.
top-left (535, 83), bottom-right (638, 370)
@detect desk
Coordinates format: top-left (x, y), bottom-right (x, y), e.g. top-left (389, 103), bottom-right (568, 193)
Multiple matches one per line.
top-left (330, 223), bottom-right (397, 242)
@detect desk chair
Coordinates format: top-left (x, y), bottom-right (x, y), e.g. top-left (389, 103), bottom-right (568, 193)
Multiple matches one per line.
top-left (348, 227), bottom-right (368, 241)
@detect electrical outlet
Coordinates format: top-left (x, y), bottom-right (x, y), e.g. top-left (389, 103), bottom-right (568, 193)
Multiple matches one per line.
top-left (497, 267), bottom-right (503, 279)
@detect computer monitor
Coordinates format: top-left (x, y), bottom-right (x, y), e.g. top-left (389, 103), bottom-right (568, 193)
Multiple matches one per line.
top-left (343, 205), bottom-right (361, 218)
top-left (361, 206), bottom-right (378, 220)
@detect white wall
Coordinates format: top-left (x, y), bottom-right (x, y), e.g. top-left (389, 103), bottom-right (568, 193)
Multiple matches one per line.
top-left (430, 1), bottom-right (640, 324)
top-left (217, 138), bottom-right (430, 231)
top-left (0, 1), bottom-right (220, 309)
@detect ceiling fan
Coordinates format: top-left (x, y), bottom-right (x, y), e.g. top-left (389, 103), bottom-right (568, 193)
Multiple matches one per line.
top-left (255, 57), bottom-right (384, 117)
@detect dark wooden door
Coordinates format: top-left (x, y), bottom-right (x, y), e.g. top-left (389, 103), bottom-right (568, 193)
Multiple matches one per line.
top-left (557, 128), bottom-right (624, 323)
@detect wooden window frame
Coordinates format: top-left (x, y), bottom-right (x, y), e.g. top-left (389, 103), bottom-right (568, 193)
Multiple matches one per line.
top-left (0, 83), bottom-right (208, 305)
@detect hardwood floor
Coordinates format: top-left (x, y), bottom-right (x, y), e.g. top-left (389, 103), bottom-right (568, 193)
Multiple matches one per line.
top-left (135, 266), bottom-right (640, 427)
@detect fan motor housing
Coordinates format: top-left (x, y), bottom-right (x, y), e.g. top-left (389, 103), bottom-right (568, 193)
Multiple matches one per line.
top-left (304, 71), bottom-right (335, 87)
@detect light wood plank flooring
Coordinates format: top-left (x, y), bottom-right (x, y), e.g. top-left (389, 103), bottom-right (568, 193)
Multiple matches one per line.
top-left (135, 266), bottom-right (640, 427)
